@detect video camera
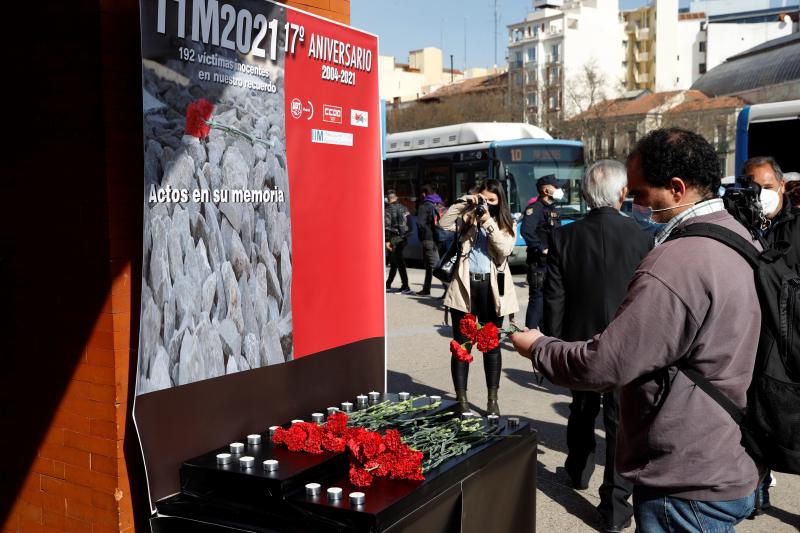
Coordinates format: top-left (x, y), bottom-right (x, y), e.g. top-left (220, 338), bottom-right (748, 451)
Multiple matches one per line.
top-left (722, 175), bottom-right (767, 237)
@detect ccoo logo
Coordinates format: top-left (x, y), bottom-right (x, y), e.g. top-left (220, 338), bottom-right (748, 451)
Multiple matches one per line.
top-left (323, 105), bottom-right (343, 124)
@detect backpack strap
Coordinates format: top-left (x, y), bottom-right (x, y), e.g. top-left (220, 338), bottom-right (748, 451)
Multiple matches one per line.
top-left (665, 222), bottom-right (761, 427)
top-left (680, 367), bottom-right (745, 425)
top-left (665, 223), bottom-right (760, 268)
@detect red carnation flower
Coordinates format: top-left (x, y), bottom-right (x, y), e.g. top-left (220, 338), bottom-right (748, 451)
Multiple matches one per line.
top-left (321, 431), bottom-right (347, 453)
top-left (349, 465), bottom-right (374, 487)
top-left (382, 429), bottom-right (404, 453)
top-left (358, 430), bottom-right (386, 460)
top-left (459, 314), bottom-right (480, 341)
top-left (476, 322), bottom-right (500, 353)
top-left (325, 412), bottom-right (349, 436)
top-left (185, 98), bottom-right (214, 139)
top-left (272, 427), bottom-right (287, 445)
top-left (301, 423), bottom-right (324, 454)
top-left (450, 340), bottom-right (473, 363)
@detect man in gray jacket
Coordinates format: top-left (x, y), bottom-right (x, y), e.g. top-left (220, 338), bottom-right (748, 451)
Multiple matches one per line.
top-left (512, 128), bottom-right (762, 531)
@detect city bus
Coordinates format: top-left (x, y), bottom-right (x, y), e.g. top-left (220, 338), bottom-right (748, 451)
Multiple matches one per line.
top-left (735, 99), bottom-right (800, 175)
top-left (384, 122), bottom-right (586, 266)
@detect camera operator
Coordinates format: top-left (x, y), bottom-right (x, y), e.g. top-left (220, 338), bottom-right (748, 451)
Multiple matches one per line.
top-left (439, 179), bottom-right (518, 415)
top-left (743, 157), bottom-right (800, 274)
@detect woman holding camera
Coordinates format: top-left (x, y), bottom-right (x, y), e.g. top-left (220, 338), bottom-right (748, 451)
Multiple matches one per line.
top-left (439, 179), bottom-right (519, 415)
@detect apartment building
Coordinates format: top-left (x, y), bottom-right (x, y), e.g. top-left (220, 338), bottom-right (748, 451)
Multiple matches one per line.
top-left (378, 48), bottom-right (465, 104)
top-left (624, 0), bottom-right (795, 92)
top-left (507, 0), bottom-right (625, 129)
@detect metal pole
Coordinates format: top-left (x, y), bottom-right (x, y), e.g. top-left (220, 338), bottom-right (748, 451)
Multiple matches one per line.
top-left (450, 54), bottom-right (454, 83)
top-left (494, 0), bottom-right (498, 67)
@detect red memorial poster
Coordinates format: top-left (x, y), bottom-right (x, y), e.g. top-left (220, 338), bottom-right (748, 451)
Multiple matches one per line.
top-left (134, 0), bottom-right (384, 505)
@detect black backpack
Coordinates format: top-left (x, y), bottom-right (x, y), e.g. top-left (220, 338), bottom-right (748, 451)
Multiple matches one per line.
top-left (666, 223), bottom-right (800, 473)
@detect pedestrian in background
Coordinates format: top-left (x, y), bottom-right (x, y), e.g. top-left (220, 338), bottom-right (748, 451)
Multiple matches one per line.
top-left (384, 190), bottom-right (412, 294)
top-left (543, 160), bottom-right (652, 532)
top-left (415, 184), bottom-right (443, 296)
top-left (786, 179), bottom-right (800, 208)
top-left (521, 174), bottom-right (563, 329)
top-left (744, 156), bottom-right (800, 273)
top-left (439, 179), bottom-right (518, 415)
top-left (742, 156), bottom-right (800, 517)
top-left (512, 128), bottom-right (762, 532)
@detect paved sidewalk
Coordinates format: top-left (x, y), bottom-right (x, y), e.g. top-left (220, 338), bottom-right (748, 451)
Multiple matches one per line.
top-left (385, 267), bottom-right (800, 532)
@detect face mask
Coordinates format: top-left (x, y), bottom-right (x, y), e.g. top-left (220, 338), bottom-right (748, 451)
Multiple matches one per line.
top-left (488, 204), bottom-right (501, 218)
top-left (630, 204), bottom-right (667, 234)
top-left (551, 188), bottom-right (565, 201)
top-left (760, 188), bottom-right (780, 218)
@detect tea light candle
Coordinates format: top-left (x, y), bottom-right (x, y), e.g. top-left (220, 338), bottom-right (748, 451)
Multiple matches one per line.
top-left (356, 395), bottom-right (369, 408)
top-left (239, 456), bottom-right (254, 468)
top-left (291, 419), bottom-right (304, 424)
top-left (268, 426), bottom-right (280, 436)
top-left (326, 407), bottom-right (339, 416)
top-left (368, 391), bottom-right (381, 403)
top-left (341, 402), bottom-right (354, 412)
top-left (349, 491), bottom-right (365, 506)
top-left (216, 453), bottom-right (232, 465)
top-left (327, 487), bottom-right (343, 501)
top-left (263, 459), bottom-right (279, 472)
top-left (247, 434), bottom-right (262, 445)
top-left (488, 414), bottom-right (500, 425)
top-left (398, 392), bottom-right (411, 401)
top-left (429, 395), bottom-right (442, 404)
top-left (508, 417), bottom-right (520, 428)
top-left (230, 442), bottom-right (245, 454)
top-left (306, 483), bottom-right (321, 498)
top-left (311, 413), bottom-right (325, 424)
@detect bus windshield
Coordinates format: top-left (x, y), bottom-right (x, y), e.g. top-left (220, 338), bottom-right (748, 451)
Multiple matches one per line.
top-left (494, 144), bottom-right (585, 215)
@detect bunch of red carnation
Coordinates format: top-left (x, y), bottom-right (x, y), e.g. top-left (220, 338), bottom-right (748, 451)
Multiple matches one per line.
top-left (271, 412), bottom-right (424, 487)
top-left (348, 428), bottom-right (424, 487)
top-left (449, 314), bottom-right (501, 364)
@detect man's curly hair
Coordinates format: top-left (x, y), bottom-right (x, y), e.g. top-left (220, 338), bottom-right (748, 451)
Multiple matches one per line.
top-left (627, 128), bottom-right (721, 198)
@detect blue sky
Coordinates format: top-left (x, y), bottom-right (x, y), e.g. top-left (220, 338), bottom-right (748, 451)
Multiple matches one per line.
top-left (351, 1), bottom-right (684, 69)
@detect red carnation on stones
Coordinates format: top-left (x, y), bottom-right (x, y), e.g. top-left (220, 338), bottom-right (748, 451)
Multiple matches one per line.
top-left (476, 322), bottom-right (500, 352)
top-left (449, 340), bottom-right (474, 364)
top-left (459, 314), bottom-right (479, 342)
top-left (185, 98), bottom-right (214, 139)
top-left (349, 465), bottom-right (374, 487)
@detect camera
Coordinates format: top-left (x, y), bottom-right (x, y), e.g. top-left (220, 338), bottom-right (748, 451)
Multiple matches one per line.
top-left (473, 195), bottom-right (487, 218)
top-left (723, 175), bottom-right (766, 236)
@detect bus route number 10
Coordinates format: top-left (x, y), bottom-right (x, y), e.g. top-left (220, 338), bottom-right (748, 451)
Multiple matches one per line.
top-left (510, 149), bottom-right (523, 162)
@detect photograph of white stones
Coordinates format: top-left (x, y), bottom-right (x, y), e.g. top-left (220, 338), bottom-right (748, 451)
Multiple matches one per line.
top-left (136, 38), bottom-right (292, 395)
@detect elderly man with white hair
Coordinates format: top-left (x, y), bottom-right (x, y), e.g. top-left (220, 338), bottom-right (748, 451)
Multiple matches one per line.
top-left (541, 159), bottom-right (653, 532)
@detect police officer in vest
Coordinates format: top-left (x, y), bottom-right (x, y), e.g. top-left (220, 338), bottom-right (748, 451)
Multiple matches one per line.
top-left (521, 174), bottom-right (563, 329)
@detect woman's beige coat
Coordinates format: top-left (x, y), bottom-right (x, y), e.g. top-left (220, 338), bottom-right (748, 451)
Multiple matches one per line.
top-left (438, 200), bottom-right (519, 317)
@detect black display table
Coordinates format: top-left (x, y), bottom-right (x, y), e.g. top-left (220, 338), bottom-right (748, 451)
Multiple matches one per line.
top-left (151, 399), bottom-right (537, 533)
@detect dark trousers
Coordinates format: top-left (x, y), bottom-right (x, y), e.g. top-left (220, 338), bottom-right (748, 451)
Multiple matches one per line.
top-left (565, 390), bottom-right (633, 525)
top-left (450, 279), bottom-right (504, 391)
top-left (386, 240), bottom-right (408, 289)
top-left (421, 239), bottom-right (440, 292)
top-left (525, 263), bottom-right (545, 329)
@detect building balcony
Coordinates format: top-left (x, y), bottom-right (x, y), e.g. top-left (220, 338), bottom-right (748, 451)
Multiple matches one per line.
top-left (545, 54), bottom-right (561, 64)
top-left (635, 50), bottom-right (650, 62)
top-left (509, 60), bottom-right (524, 69)
top-left (635, 27), bottom-right (650, 40)
top-left (635, 72), bottom-right (649, 84)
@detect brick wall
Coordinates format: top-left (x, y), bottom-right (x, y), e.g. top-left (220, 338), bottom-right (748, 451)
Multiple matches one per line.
top-left (2, 1), bottom-right (349, 532)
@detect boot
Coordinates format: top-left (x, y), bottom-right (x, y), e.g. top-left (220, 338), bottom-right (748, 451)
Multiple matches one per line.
top-left (487, 387), bottom-right (500, 416)
top-left (455, 389), bottom-right (470, 414)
